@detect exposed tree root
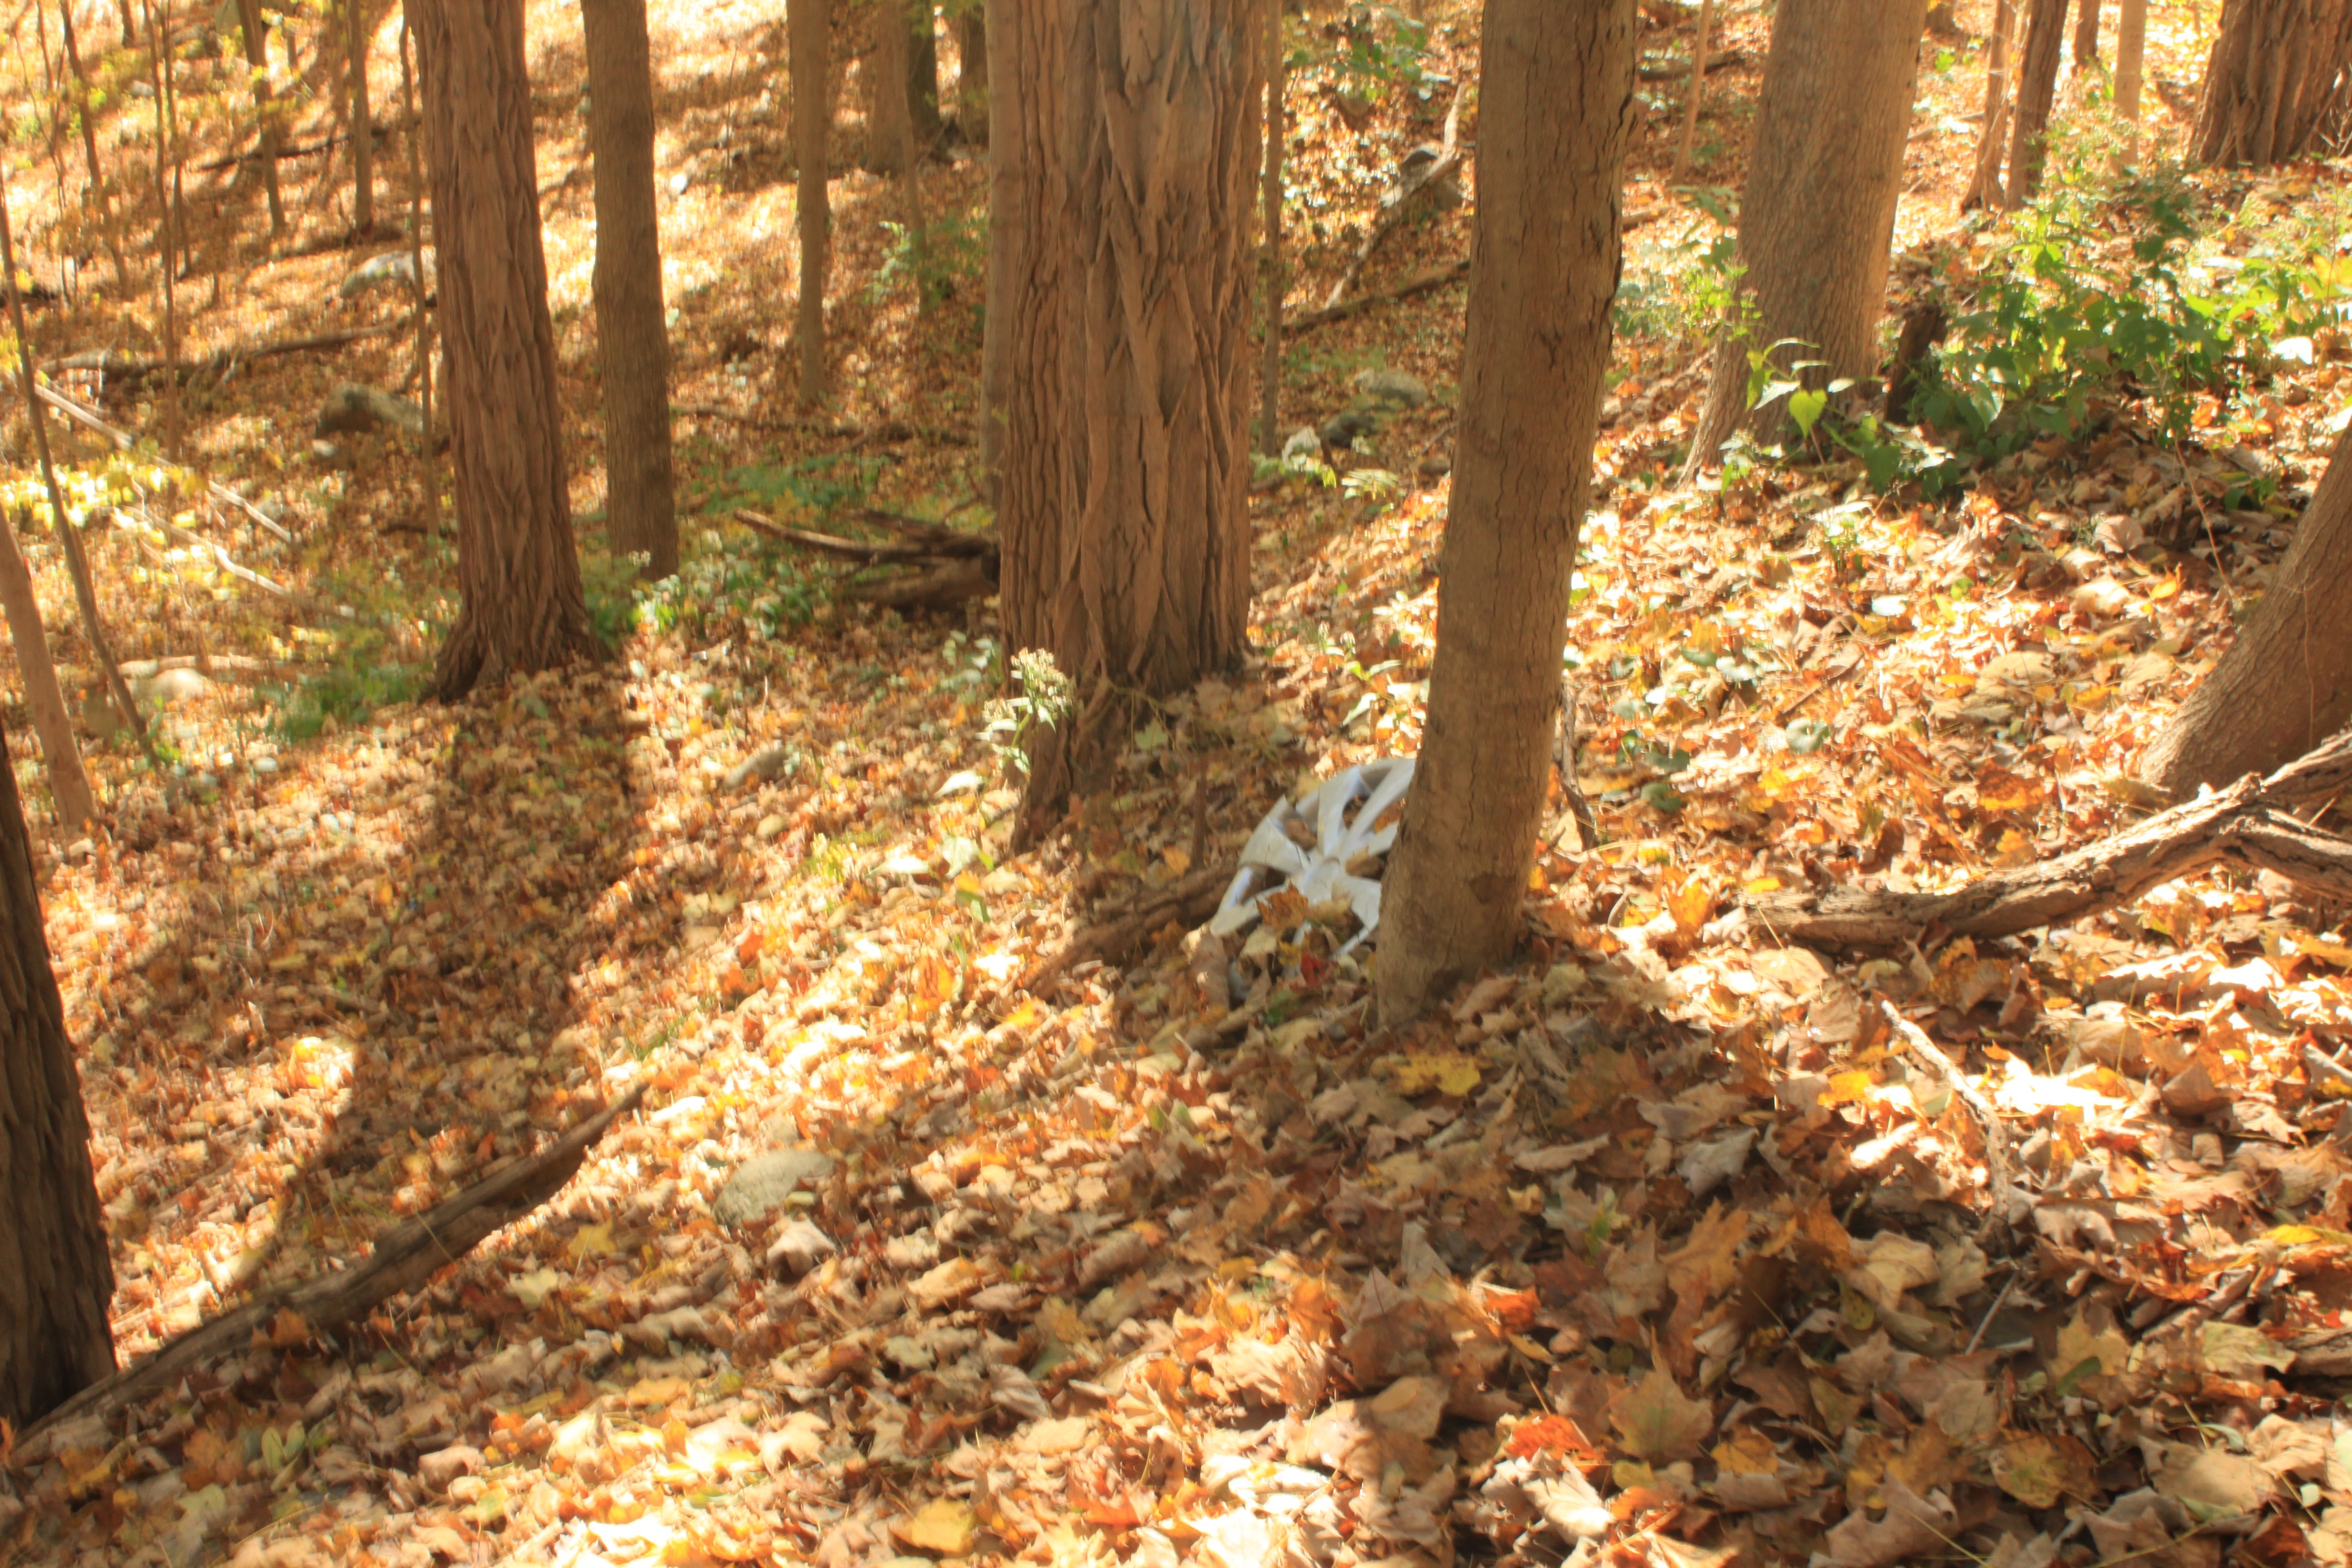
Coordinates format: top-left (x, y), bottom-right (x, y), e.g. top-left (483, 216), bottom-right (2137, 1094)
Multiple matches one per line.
top-left (18, 1083), bottom-right (646, 1455)
top-left (1748, 729), bottom-right (2352, 948)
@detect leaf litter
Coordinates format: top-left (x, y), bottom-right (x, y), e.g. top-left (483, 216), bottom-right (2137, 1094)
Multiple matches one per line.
top-left (8, 4), bottom-right (2352, 1568)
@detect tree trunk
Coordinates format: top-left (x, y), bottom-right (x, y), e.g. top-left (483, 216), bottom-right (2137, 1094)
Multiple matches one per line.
top-left (868, 0), bottom-right (915, 172)
top-left (350, 0), bottom-right (375, 233)
top-left (2141, 425), bottom-right (2352, 794)
top-left (2073, 0), bottom-right (2101, 67)
top-left (410, 0), bottom-right (599, 699)
top-left (146, 0), bottom-right (181, 460)
top-left (998, 0), bottom-right (1265, 701)
top-left (57, 0), bottom-right (132, 293)
top-left (977, 0), bottom-right (1016, 498)
top-left (2006, 0), bottom-right (2070, 205)
top-left (2115, 0), bottom-right (2148, 158)
top-left (956, 6), bottom-right (987, 146)
top-left (0, 716), bottom-right (115, 1427)
top-left (1375, 0), bottom-right (1636, 1023)
top-left (1965, 0), bottom-right (2017, 206)
top-left (790, 0), bottom-right (831, 405)
top-left (1687, 0), bottom-right (1926, 468)
top-left (1675, 0), bottom-right (1715, 175)
top-left (233, 0), bottom-right (285, 235)
top-left (399, 15), bottom-right (439, 537)
top-left (0, 175), bottom-right (145, 749)
top-left (1258, 0), bottom-right (1285, 453)
top-left (583, 0), bottom-right (679, 581)
top-left (907, 2), bottom-right (942, 151)
top-left (2192, 0), bottom-right (2352, 166)
top-left (0, 514), bottom-right (96, 830)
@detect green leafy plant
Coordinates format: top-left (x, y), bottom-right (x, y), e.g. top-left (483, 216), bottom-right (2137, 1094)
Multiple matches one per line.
top-left (981, 647), bottom-right (1074, 777)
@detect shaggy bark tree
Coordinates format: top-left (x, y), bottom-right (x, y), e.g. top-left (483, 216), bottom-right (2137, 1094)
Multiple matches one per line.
top-left (2192, 0), bottom-right (2352, 166)
top-left (1376, 0), bottom-right (1636, 1023)
top-left (411, 0), bottom-right (599, 697)
top-left (583, 0), bottom-right (679, 579)
top-left (1688, 0), bottom-right (1926, 467)
top-left (2141, 425), bottom-right (2352, 793)
top-left (1259, 1), bottom-right (1286, 452)
top-left (0, 721), bottom-right (115, 1427)
top-left (791, 0), bottom-right (831, 404)
top-left (2006, 0), bottom-right (2071, 203)
top-left (997, 0), bottom-right (1265, 835)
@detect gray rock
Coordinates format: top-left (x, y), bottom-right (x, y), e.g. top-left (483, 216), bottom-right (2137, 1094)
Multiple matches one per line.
top-left (339, 248), bottom-right (433, 300)
top-left (1280, 425), bottom-right (1322, 463)
top-left (723, 743), bottom-right (795, 791)
top-left (1318, 408), bottom-right (1382, 452)
top-left (766, 1218), bottom-right (837, 1276)
top-left (130, 667), bottom-right (211, 705)
top-left (315, 383), bottom-right (425, 441)
top-left (1354, 367), bottom-right (1430, 411)
top-left (713, 1147), bottom-right (835, 1227)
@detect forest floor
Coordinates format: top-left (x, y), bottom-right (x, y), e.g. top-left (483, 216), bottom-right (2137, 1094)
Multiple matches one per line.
top-left (11, 2), bottom-right (2352, 1568)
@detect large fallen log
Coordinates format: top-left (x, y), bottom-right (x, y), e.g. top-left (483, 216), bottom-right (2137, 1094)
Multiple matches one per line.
top-left (735, 506), bottom-right (1000, 612)
top-left (17, 1083), bottom-right (647, 1455)
top-left (47, 324), bottom-right (400, 387)
top-left (1747, 729), bottom-right (2352, 948)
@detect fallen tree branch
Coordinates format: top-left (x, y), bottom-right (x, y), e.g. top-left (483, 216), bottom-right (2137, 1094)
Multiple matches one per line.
top-left (843, 555), bottom-right (997, 611)
top-left (1322, 82), bottom-right (1468, 311)
top-left (1023, 865), bottom-right (1232, 992)
top-left (1291, 258), bottom-right (1471, 335)
top-left (47, 325), bottom-right (399, 386)
top-left (18, 1082), bottom-right (647, 1453)
top-left (35, 382), bottom-right (295, 543)
top-left (1748, 728), bottom-right (2352, 948)
top-left (1637, 47), bottom-right (1745, 81)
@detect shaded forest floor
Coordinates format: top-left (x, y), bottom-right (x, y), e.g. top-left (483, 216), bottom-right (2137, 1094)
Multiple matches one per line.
top-left (12, 3), bottom-right (2352, 1568)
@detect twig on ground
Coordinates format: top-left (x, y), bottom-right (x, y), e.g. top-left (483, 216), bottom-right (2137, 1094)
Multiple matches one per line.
top-left (17, 1082), bottom-right (647, 1453)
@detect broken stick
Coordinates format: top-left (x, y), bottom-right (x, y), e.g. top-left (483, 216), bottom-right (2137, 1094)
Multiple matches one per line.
top-left (1748, 728), bottom-right (2352, 948)
top-left (18, 1082), bottom-right (647, 1453)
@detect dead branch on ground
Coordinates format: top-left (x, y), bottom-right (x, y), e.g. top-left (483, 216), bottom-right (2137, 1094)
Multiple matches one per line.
top-left (17, 1083), bottom-right (647, 1454)
top-left (1023, 865), bottom-right (1233, 992)
top-left (47, 325), bottom-right (400, 387)
top-left (1747, 728), bottom-right (2352, 948)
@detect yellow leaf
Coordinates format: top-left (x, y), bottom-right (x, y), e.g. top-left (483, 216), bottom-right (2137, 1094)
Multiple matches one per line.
top-left (568, 1223), bottom-right (617, 1265)
top-left (1821, 1070), bottom-right (1875, 1107)
top-left (893, 1499), bottom-right (979, 1557)
top-left (1665, 876), bottom-right (1714, 936)
top-left (1392, 1052), bottom-right (1482, 1097)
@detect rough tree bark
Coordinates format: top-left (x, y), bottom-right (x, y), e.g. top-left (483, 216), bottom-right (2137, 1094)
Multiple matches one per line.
top-left (2192, 0), bottom-right (2352, 166)
top-left (2006, 0), bottom-right (2070, 205)
top-left (791, 0), bottom-right (832, 405)
top-left (0, 718), bottom-right (115, 1426)
top-left (868, 0), bottom-right (916, 172)
top-left (349, 0), bottom-right (375, 233)
top-left (411, 0), bottom-right (599, 698)
top-left (2073, 0), bottom-right (2101, 68)
top-left (2141, 425), bottom-right (2352, 793)
top-left (233, 0), bottom-right (285, 235)
top-left (999, 0), bottom-right (1265, 729)
top-left (1375, 0), bottom-right (1636, 1022)
top-left (1687, 0), bottom-right (1926, 468)
top-left (583, 0), bottom-right (680, 580)
top-left (0, 513), bottom-right (96, 829)
top-left (956, 5), bottom-right (987, 146)
top-left (977, 0), bottom-right (1017, 496)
